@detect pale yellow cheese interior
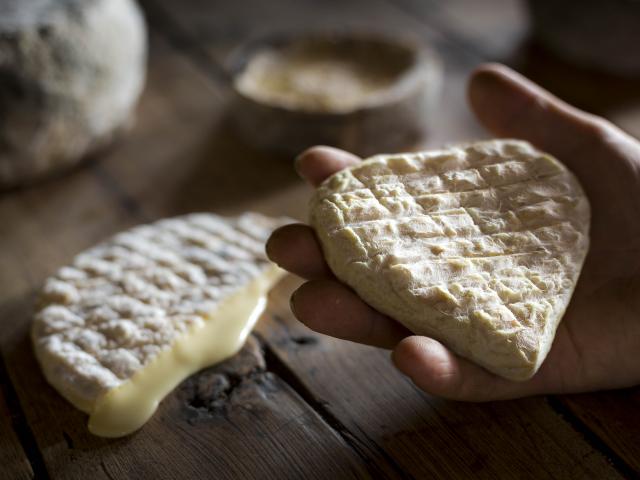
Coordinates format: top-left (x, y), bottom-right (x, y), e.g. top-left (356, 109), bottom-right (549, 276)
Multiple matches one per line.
top-left (88, 269), bottom-right (282, 438)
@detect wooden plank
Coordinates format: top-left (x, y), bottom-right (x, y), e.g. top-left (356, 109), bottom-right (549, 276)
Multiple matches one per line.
top-left (559, 391), bottom-right (640, 475)
top-left (0, 364), bottom-right (33, 480)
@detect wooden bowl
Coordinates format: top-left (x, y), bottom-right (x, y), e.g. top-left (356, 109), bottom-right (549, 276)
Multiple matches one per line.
top-left (226, 32), bottom-right (442, 157)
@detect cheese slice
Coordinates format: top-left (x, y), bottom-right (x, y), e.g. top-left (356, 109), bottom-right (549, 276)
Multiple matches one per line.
top-left (310, 140), bottom-right (590, 381)
top-left (32, 213), bottom-right (287, 437)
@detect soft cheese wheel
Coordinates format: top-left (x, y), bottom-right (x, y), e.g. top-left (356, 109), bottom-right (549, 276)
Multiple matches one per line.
top-left (32, 212), bottom-right (287, 437)
top-left (0, 0), bottom-right (147, 188)
top-left (310, 140), bottom-right (590, 381)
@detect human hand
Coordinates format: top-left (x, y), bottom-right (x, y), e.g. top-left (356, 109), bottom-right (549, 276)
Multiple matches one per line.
top-left (266, 63), bottom-right (640, 401)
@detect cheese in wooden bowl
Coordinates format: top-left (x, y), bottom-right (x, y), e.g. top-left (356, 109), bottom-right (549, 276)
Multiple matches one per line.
top-left (228, 32), bottom-right (442, 157)
top-left (0, 0), bottom-right (147, 189)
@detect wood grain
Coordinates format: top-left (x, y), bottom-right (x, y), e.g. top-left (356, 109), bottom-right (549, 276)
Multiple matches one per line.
top-left (0, 366), bottom-right (33, 480)
top-left (559, 392), bottom-right (640, 475)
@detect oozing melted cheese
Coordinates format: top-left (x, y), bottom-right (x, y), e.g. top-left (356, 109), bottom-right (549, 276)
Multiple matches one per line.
top-left (88, 271), bottom-right (280, 437)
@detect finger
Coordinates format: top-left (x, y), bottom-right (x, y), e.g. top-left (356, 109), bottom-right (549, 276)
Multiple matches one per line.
top-left (295, 146), bottom-right (361, 187)
top-left (266, 224), bottom-right (332, 279)
top-left (392, 336), bottom-right (551, 401)
top-left (290, 279), bottom-right (410, 349)
top-left (468, 63), bottom-right (624, 177)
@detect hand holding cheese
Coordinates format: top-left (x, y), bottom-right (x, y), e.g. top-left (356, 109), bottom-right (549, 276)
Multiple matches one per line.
top-left (267, 64), bottom-right (640, 400)
top-left (310, 139), bottom-right (591, 382)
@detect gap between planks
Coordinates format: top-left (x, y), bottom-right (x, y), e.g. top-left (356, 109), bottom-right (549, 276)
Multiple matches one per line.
top-left (0, 336), bottom-right (49, 479)
top-left (256, 330), bottom-right (413, 480)
top-left (140, 0), bottom-right (232, 89)
top-left (546, 397), bottom-right (637, 479)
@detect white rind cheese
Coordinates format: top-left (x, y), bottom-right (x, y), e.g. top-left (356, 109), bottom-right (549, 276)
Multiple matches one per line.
top-left (310, 140), bottom-right (590, 381)
top-left (0, 0), bottom-right (147, 188)
top-left (32, 212), bottom-right (287, 436)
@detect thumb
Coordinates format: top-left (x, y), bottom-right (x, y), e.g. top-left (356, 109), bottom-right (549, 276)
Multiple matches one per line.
top-left (467, 63), bottom-right (634, 182)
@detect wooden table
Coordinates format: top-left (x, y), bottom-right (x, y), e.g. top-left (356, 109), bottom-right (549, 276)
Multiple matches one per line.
top-left (2, 1), bottom-right (639, 478)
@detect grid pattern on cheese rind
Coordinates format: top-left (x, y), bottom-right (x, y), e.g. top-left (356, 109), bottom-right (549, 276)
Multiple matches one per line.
top-left (311, 141), bottom-right (589, 350)
top-left (32, 213), bottom-right (285, 396)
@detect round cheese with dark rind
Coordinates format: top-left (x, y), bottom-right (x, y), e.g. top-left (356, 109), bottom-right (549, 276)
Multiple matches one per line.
top-left (0, 0), bottom-right (147, 188)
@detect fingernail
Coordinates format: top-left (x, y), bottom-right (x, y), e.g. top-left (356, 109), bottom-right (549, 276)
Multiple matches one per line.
top-left (265, 235), bottom-right (277, 263)
top-left (289, 289), bottom-right (300, 318)
top-left (293, 152), bottom-right (305, 177)
top-left (265, 227), bottom-right (287, 267)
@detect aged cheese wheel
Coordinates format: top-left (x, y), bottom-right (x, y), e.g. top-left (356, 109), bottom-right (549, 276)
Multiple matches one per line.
top-left (0, 0), bottom-right (147, 188)
top-left (311, 140), bottom-right (590, 381)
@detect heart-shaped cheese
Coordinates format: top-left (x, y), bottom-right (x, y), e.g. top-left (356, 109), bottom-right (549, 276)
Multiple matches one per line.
top-left (310, 140), bottom-right (590, 381)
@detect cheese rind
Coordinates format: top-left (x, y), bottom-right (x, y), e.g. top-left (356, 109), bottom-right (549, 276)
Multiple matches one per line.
top-left (0, 0), bottom-right (147, 188)
top-left (310, 140), bottom-right (590, 381)
top-left (32, 212), bottom-right (287, 435)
